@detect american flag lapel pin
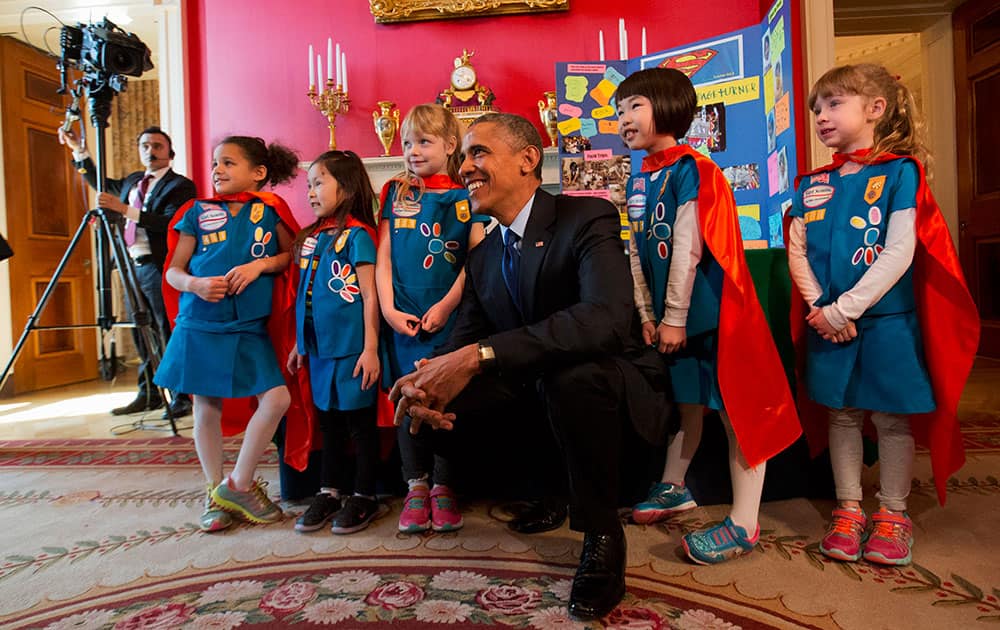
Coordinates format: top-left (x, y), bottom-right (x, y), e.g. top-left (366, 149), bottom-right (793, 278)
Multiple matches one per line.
top-left (534, 240), bottom-right (544, 247)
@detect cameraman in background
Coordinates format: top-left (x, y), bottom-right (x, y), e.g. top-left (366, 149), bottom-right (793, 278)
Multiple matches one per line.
top-left (59, 125), bottom-right (196, 419)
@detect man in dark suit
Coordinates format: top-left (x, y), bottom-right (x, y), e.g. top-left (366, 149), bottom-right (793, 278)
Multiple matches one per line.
top-left (391, 113), bottom-right (670, 620)
top-left (59, 126), bottom-right (196, 419)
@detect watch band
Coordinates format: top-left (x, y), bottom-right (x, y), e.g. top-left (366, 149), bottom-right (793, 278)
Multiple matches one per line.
top-left (477, 341), bottom-right (496, 371)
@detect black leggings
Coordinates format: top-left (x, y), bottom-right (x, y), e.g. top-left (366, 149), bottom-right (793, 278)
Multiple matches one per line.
top-left (318, 405), bottom-right (378, 497)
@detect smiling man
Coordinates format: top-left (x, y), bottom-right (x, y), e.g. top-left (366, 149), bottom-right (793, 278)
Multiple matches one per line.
top-left (390, 113), bottom-right (671, 621)
top-left (60, 126), bottom-right (196, 419)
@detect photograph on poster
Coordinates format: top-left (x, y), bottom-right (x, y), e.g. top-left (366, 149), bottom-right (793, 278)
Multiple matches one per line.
top-left (687, 102), bottom-right (726, 153)
top-left (762, 30), bottom-right (771, 73)
top-left (561, 135), bottom-right (593, 154)
top-left (778, 146), bottom-right (789, 193)
top-left (723, 163), bottom-right (761, 191)
top-left (766, 111), bottom-right (776, 152)
top-left (774, 58), bottom-right (784, 100)
top-left (562, 155), bottom-right (631, 205)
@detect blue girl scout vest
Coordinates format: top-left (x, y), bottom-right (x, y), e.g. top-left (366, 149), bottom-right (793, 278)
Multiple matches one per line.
top-left (295, 227), bottom-right (377, 358)
top-left (789, 159), bottom-right (919, 315)
top-left (626, 155), bottom-right (722, 335)
top-left (176, 198), bottom-right (282, 326)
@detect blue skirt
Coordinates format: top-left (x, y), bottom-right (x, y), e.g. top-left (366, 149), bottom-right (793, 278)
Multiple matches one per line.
top-left (154, 323), bottom-right (284, 398)
top-left (309, 353), bottom-right (377, 411)
top-left (667, 330), bottom-right (725, 410)
top-left (806, 310), bottom-right (935, 414)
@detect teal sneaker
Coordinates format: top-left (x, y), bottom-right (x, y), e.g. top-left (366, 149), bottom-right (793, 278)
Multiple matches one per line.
top-left (631, 482), bottom-right (697, 524)
top-left (682, 516), bottom-right (759, 565)
top-left (211, 478), bottom-right (283, 524)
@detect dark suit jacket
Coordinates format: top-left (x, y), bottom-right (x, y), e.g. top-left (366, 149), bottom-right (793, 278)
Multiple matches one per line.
top-left (76, 157), bottom-right (197, 269)
top-left (440, 188), bottom-right (669, 444)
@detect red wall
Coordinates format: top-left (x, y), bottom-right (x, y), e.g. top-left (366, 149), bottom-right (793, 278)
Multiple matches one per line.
top-left (184, 0), bottom-right (766, 221)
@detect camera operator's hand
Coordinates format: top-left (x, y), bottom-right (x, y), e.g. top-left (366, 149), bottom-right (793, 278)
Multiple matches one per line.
top-left (96, 192), bottom-right (131, 217)
top-left (57, 127), bottom-right (83, 153)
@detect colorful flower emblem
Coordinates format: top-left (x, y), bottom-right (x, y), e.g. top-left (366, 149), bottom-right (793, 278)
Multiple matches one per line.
top-left (849, 206), bottom-right (884, 266)
top-left (647, 202), bottom-right (673, 260)
top-left (327, 260), bottom-right (361, 303)
top-left (420, 222), bottom-right (460, 269)
top-left (250, 226), bottom-right (272, 258)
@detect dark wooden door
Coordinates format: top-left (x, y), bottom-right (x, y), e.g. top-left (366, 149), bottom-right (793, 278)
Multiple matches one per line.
top-left (1, 37), bottom-right (97, 392)
top-left (955, 0), bottom-right (1000, 358)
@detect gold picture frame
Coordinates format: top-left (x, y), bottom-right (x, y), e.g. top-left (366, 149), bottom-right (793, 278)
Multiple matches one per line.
top-left (370, 0), bottom-right (569, 24)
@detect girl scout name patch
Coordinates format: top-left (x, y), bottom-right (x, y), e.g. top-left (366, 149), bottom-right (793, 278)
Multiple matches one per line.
top-left (803, 185), bottom-right (834, 208)
top-left (198, 207), bottom-right (228, 231)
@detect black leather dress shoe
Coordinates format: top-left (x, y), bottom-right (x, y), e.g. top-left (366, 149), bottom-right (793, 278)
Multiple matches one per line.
top-left (162, 396), bottom-right (192, 419)
top-left (508, 501), bottom-right (568, 534)
top-left (111, 394), bottom-right (164, 416)
top-left (568, 528), bottom-right (626, 621)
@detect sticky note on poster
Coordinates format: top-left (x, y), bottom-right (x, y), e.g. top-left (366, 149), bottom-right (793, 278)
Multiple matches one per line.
top-left (591, 105), bottom-right (615, 119)
top-left (696, 76), bottom-right (759, 106)
top-left (763, 69), bottom-right (775, 112)
top-left (775, 93), bottom-right (791, 135)
top-left (769, 210), bottom-right (784, 246)
top-left (558, 118), bottom-right (582, 135)
top-left (564, 76), bottom-right (589, 102)
top-left (559, 103), bottom-right (583, 118)
top-left (605, 66), bottom-right (626, 86)
top-left (737, 204), bottom-right (760, 220)
top-left (598, 119), bottom-right (619, 134)
top-left (590, 79), bottom-right (617, 106)
top-left (739, 216), bottom-right (763, 240)
top-left (771, 17), bottom-right (786, 59)
top-left (579, 118), bottom-right (598, 137)
top-left (767, 151), bottom-right (781, 196)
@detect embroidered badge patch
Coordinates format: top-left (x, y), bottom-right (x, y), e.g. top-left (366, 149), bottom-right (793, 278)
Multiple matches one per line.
top-left (627, 194), bottom-right (647, 220)
top-left (849, 206), bottom-right (884, 266)
top-left (455, 199), bottom-right (471, 223)
top-left (803, 185), bottom-right (834, 209)
top-left (864, 175), bottom-right (886, 205)
top-left (251, 226), bottom-right (272, 258)
top-left (810, 173), bottom-right (830, 185)
top-left (301, 236), bottom-right (317, 257)
top-left (250, 203), bottom-right (265, 224)
top-left (328, 260), bottom-right (360, 303)
top-left (392, 199), bottom-right (421, 218)
top-left (632, 177), bottom-right (646, 193)
top-left (334, 229), bottom-right (350, 253)
top-left (804, 209), bottom-right (826, 223)
top-left (198, 208), bottom-right (228, 232)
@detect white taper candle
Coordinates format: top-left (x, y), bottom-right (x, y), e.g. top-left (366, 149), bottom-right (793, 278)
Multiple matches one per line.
top-left (309, 44), bottom-right (314, 86)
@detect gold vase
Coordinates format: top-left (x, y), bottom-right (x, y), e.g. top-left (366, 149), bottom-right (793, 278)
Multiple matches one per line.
top-left (538, 90), bottom-right (559, 148)
top-left (372, 101), bottom-right (400, 157)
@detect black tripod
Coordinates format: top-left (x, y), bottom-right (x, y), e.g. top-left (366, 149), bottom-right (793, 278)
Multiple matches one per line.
top-left (0, 77), bottom-right (179, 435)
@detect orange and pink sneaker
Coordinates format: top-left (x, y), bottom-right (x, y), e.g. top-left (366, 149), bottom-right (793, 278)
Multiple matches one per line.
top-left (863, 507), bottom-right (913, 566)
top-left (398, 486), bottom-right (431, 533)
top-left (430, 485), bottom-right (464, 532)
top-left (819, 507), bottom-right (868, 562)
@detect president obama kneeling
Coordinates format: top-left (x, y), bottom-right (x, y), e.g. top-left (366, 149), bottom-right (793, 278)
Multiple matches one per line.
top-left (390, 113), bottom-right (670, 620)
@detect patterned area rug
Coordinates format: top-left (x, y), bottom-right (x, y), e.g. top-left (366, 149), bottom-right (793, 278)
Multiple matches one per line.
top-left (0, 438), bottom-right (998, 629)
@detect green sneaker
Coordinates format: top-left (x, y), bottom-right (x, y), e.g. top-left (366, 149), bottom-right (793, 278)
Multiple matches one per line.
top-left (211, 478), bottom-right (283, 524)
top-left (200, 485), bottom-right (233, 532)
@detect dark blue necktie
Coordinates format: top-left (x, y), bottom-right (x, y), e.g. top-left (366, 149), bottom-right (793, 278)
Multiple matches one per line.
top-left (502, 228), bottom-right (521, 310)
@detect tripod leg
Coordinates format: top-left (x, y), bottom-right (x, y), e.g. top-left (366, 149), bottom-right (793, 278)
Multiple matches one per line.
top-left (0, 211), bottom-right (100, 391)
top-left (101, 215), bottom-right (179, 436)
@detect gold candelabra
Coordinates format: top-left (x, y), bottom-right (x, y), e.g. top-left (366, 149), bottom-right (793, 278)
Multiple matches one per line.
top-left (308, 80), bottom-right (350, 150)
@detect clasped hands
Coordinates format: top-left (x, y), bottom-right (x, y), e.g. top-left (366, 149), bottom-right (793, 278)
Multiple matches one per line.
top-left (190, 260), bottom-right (265, 302)
top-left (388, 343), bottom-right (480, 434)
top-left (807, 306), bottom-right (857, 344)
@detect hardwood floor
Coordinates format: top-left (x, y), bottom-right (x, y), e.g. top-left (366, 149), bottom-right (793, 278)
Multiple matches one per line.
top-left (1, 359), bottom-right (997, 441)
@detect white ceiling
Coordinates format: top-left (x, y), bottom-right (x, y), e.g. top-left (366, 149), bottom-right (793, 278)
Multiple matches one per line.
top-left (0, 1), bottom-right (164, 79)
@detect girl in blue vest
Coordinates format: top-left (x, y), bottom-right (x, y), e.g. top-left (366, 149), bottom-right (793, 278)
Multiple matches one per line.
top-left (788, 64), bottom-right (972, 566)
top-left (617, 68), bottom-right (800, 565)
top-left (156, 136), bottom-right (300, 532)
top-left (287, 150), bottom-right (382, 535)
top-left (376, 104), bottom-right (488, 534)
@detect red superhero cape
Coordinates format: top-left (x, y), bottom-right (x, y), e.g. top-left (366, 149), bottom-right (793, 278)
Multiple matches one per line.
top-left (787, 150), bottom-right (979, 504)
top-left (375, 173), bottom-right (465, 430)
top-left (642, 145), bottom-right (801, 466)
top-left (162, 191), bottom-right (315, 472)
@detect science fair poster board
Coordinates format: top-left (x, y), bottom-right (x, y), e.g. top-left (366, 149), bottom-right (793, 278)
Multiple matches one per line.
top-left (555, 0), bottom-right (796, 249)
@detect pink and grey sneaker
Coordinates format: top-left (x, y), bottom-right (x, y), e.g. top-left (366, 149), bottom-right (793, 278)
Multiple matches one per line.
top-left (430, 485), bottom-right (464, 532)
top-left (398, 486), bottom-right (431, 533)
top-left (863, 507), bottom-right (913, 566)
top-left (819, 507), bottom-right (868, 562)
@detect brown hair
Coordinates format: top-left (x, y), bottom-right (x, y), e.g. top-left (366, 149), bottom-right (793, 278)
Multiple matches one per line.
top-left (391, 104), bottom-right (463, 205)
top-left (218, 136), bottom-right (299, 189)
top-left (808, 64), bottom-right (930, 169)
